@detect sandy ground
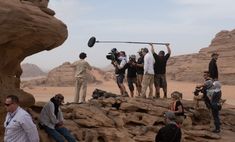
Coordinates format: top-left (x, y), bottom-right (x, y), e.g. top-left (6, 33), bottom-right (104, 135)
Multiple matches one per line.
top-left (24, 80), bottom-right (235, 107)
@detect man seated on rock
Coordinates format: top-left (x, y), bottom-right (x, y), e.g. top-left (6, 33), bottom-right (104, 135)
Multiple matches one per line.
top-left (169, 91), bottom-right (185, 125)
top-left (155, 111), bottom-right (181, 142)
top-left (39, 94), bottom-right (76, 142)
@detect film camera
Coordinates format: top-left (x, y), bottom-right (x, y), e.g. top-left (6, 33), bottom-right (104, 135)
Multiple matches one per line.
top-left (106, 48), bottom-right (119, 61)
top-left (193, 86), bottom-right (204, 96)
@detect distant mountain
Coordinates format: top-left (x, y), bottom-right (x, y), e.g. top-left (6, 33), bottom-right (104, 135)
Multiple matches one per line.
top-left (167, 29), bottom-right (235, 85)
top-left (21, 63), bottom-right (47, 78)
top-left (21, 62), bottom-right (116, 87)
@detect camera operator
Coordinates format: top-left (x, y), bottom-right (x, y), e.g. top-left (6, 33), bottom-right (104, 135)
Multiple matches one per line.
top-left (123, 55), bottom-right (138, 97)
top-left (106, 48), bottom-right (119, 61)
top-left (112, 51), bottom-right (129, 97)
top-left (194, 71), bottom-right (213, 109)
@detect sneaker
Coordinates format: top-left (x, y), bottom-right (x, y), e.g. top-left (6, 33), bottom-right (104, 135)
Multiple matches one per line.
top-left (155, 95), bottom-right (160, 99)
top-left (212, 129), bottom-right (220, 133)
top-left (122, 92), bottom-right (129, 97)
top-left (148, 96), bottom-right (153, 99)
top-left (136, 95), bottom-right (146, 99)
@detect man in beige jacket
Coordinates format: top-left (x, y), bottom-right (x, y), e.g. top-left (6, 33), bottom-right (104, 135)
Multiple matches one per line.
top-left (73, 52), bottom-right (92, 103)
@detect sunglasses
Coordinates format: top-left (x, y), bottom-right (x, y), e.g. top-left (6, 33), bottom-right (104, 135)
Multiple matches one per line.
top-left (5, 103), bottom-right (13, 106)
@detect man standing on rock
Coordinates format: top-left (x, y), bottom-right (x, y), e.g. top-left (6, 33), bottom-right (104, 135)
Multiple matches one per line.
top-left (135, 49), bottom-right (145, 96)
top-left (112, 51), bottom-right (129, 97)
top-left (73, 52), bottom-right (92, 103)
top-left (152, 43), bottom-right (171, 98)
top-left (140, 47), bottom-right (155, 98)
top-left (4, 95), bottom-right (39, 142)
top-left (209, 53), bottom-right (219, 81)
top-left (39, 94), bottom-right (76, 142)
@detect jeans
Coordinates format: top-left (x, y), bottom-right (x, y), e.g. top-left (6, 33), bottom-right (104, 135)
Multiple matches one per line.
top-left (211, 104), bottom-right (220, 130)
top-left (211, 91), bottom-right (221, 130)
top-left (43, 125), bottom-right (76, 142)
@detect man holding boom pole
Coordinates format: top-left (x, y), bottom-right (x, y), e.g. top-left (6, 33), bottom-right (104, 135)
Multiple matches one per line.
top-left (151, 43), bottom-right (171, 99)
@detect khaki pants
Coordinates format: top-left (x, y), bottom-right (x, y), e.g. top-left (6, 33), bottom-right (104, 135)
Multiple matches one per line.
top-left (136, 74), bottom-right (143, 96)
top-left (140, 74), bottom-right (154, 98)
top-left (74, 78), bottom-right (87, 103)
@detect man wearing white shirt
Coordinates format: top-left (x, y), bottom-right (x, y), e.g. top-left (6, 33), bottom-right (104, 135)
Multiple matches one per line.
top-left (112, 51), bottom-right (129, 97)
top-left (4, 95), bottom-right (39, 142)
top-left (140, 46), bottom-right (155, 98)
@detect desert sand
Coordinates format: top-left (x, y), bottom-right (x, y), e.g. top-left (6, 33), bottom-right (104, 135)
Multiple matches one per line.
top-left (24, 80), bottom-right (235, 107)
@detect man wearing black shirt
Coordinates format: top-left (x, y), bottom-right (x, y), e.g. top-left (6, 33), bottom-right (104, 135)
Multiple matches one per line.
top-left (209, 53), bottom-right (219, 80)
top-left (135, 49), bottom-right (145, 96)
top-left (155, 111), bottom-right (181, 142)
top-left (124, 55), bottom-right (138, 97)
top-left (151, 44), bottom-right (171, 98)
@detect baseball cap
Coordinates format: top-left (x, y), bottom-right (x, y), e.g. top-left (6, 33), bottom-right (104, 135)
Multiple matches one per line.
top-left (129, 55), bottom-right (136, 59)
top-left (164, 111), bottom-right (176, 121)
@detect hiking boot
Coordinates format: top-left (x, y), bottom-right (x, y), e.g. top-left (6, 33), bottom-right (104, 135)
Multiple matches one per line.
top-left (136, 95), bottom-right (146, 99)
top-left (212, 129), bottom-right (220, 133)
top-left (155, 94), bottom-right (160, 99)
top-left (148, 96), bottom-right (153, 99)
top-left (122, 92), bottom-right (129, 97)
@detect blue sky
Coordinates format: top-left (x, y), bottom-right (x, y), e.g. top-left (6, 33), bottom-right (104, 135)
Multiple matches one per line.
top-left (23, 0), bottom-right (235, 71)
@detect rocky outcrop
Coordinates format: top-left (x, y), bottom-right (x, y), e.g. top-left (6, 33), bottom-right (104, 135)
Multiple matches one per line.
top-left (0, 0), bottom-right (67, 139)
top-left (45, 62), bottom-right (76, 86)
top-left (30, 89), bottom-right (235, 142)
top-left (21, 62), bottom-right (113, 87)
top-left (21, 63), bottom-right (46, 78)
top-left (167, 29), bottom-right (235, 84)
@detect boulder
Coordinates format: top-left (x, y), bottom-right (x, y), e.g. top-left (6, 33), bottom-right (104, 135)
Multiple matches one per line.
top-left (28, 89), bottom-right (235, 142)
top-left (0, 0), bottom-right (67, 139)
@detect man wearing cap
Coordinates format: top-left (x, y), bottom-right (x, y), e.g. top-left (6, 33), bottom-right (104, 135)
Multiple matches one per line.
top-left (39, 94), bottom-right (76, 142)
top-left (155, 111), bottom-right (181, 142)
top-left (209, 53), bottom-right (219, 80)
top-left (140, 47), bottom-right (155, 98)
top-left (72, 52), bottom-right (92, 103)
top-left (194, 71), bottom-right (213, 109)
top-left (135, 49), bottom-right (145, 96)
top-left (123, 55), bottom-right (138, 97)
top-left (151, 43), bottom-right (171, 98)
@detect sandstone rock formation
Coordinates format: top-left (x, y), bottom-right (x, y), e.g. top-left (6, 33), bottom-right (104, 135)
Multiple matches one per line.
top-left (21, 62), bottom-right (114, 87)
top-left (0, 0), bottom-right (67, 139)
top-left (31, 89), bottom-right (235, 142)
top-left (167, 29), bottom-right (235, 85)
top-left (21, 63), bottom-right (47, 78)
